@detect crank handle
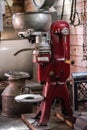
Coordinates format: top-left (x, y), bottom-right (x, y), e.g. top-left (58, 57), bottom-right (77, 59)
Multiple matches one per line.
top-left (64, 60), bottom-right (75, 65)
top-left (14, 47), bottom-right (37, 56)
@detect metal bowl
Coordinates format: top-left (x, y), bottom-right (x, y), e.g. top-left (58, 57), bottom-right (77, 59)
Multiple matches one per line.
top-left (12, 12), bottom-right (52, 32)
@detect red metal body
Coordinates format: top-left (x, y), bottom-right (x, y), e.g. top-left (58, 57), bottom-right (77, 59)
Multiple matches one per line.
top-left (34, 20), bottom-right (73, 125)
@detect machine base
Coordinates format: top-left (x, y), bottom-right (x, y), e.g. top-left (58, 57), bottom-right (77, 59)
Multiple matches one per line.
top-left (56, 113), bottom-right (75, 128)
top-left (21, 112), bottom-right (75, 130)
top-left (21, 113), bottom-right (51, 130)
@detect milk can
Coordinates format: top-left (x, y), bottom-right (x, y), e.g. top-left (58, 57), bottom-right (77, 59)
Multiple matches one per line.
top-left (1, 71), bottom-right (32, 117)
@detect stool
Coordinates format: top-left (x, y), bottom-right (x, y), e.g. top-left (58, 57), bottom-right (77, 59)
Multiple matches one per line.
top-left (72, 72), bottom-right (87, 111)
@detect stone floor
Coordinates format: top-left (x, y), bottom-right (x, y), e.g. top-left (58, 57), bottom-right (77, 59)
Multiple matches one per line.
top-left (0, 104), bottom-right (74, 130)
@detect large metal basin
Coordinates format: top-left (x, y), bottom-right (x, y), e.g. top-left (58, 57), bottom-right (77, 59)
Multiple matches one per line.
top-left (12, 12), bottom-right (52, 32)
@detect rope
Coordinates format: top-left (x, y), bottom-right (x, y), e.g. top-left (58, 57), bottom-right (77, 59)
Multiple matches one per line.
top-left (61, 0), bottom-right (65, 20)
top-left (69, 0), bottom-right (80, 26)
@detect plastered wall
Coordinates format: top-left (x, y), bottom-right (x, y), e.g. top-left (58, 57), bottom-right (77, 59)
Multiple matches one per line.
top-left (53, 0), bottom-right (87, 74)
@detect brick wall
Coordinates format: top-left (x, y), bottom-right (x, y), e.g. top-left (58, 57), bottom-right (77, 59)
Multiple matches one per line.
top-left (3, 0), bottom-right (25, 27)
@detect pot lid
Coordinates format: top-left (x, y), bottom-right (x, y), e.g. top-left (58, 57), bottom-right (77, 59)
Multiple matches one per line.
top-left (15, 94), bottom-right (44, 103)
top-left (4, 71), bottom-right (30, 80)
